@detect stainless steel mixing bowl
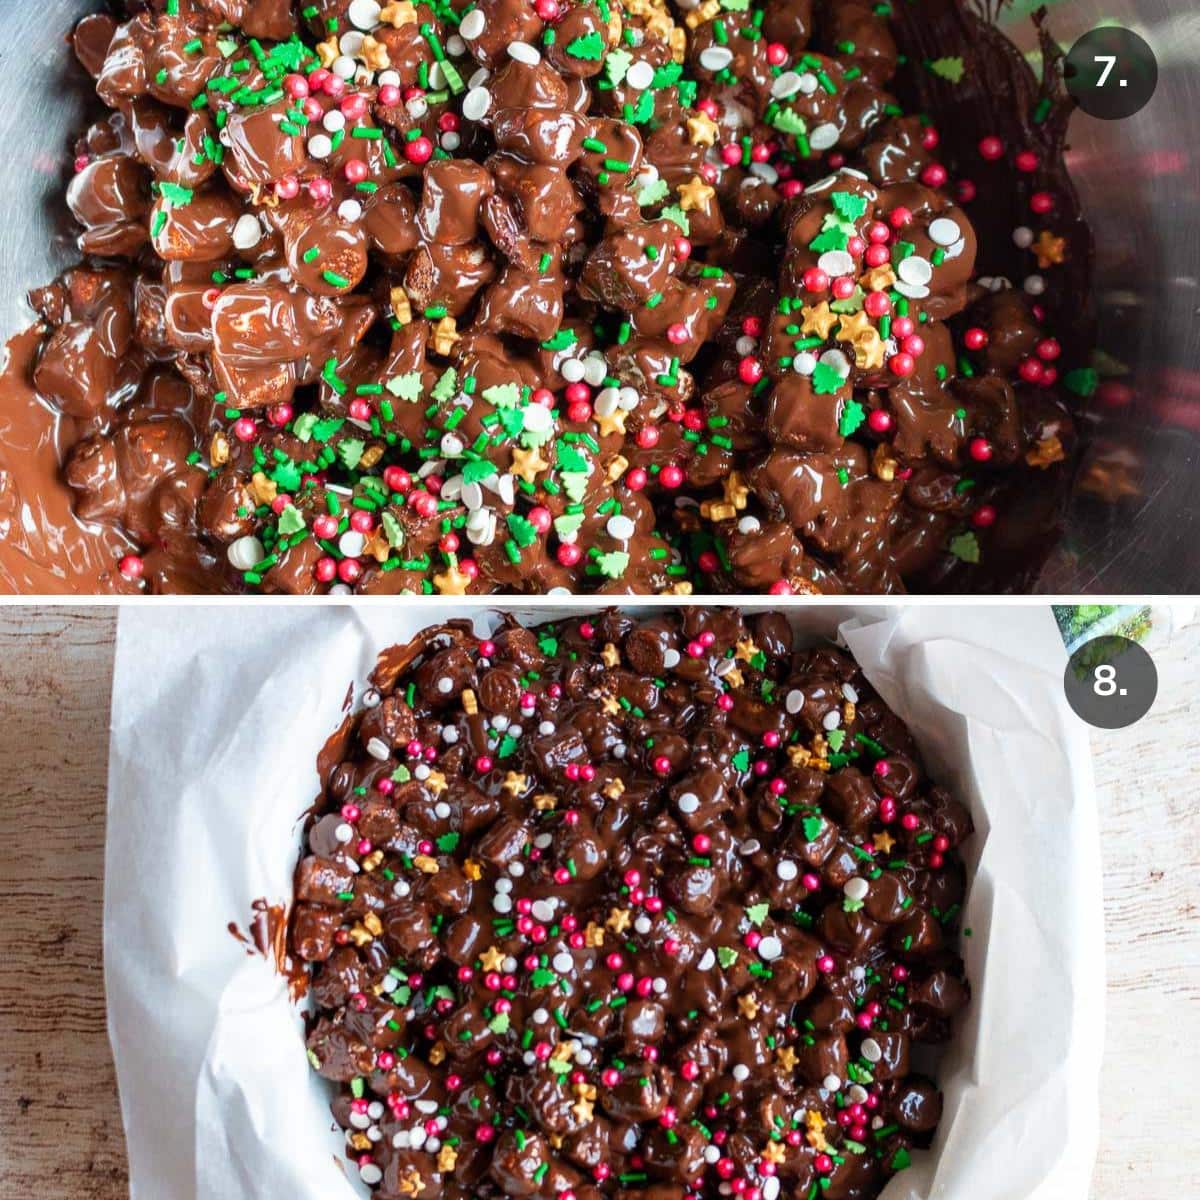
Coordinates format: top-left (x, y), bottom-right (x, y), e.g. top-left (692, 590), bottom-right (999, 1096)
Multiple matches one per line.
top-left (2, 0), bottom-right (1196, 593)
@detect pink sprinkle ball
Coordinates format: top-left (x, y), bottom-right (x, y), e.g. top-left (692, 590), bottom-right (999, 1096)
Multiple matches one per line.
top-left (802, 873), bottom-right (821, 891)
top-left (901, 812), bottom-right (920, 831)
top-left (118, 554), bottom-right (144, 581)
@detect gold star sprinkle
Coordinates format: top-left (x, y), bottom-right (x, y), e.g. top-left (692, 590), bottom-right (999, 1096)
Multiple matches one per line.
top-left (606, 907), bottom-right (632, 934)
top-left (873, 830), bottom-right (896, 854)
top-left (738, 994), bottom-right (759, 1019)
top-left (479, 945), bottom-right (505, 972)
top-left (776, 1045), bottom-right (798, 1072)
top-left (1032, 230), bottom-right (1066, 269)
top-left (853, 329), bottom-right (885, 370)
top-left (248, 471), bottom-right (278, 506)
top-left (602, 695), bottom-right (621, 716)
top-left (424, 769), bottom-right (447, 796)
top-left (596, 406), bottom-right (628, 438)
top-left (413, 854), bottom-right (439, 874)
top-left (463, 858), bottom-right (482, 881)
top-left (834, 310), bottom-right (873, 345)
top-left (723, 470), bottom-right (749, 510)
top-left (601, 642), bottom-right (620, 668)
top-left (502, 771), bottom-right (528, 796)
top-left (510, 445), bottom-right (549, 484)
top-left (585, 921), bottom-right (606, 947)
top-left (437, 1144), bottom-right (458, 1173)
top-left (805, 1109), bottom-right (829, 1151)
top-left (862, 265), bottom-right (897, 293)
top-left (734, 637), bottom-right (759, 663)
top-left (433, 563), bottom-right (471, 594)
top-left (603, 778), bottom-right (626, 800)
top-left (533, 792), bottom-right (558, 811)
top-left (678, 174), bottom-right (715, 212)
top-left (686, 112), bottom-right (719, 147)
top-left (397, 1169), bottom-right (424, 1197)
top-left (359, 34), bottom-right (391, 71)
top-left (432, 315), bottom-right (461, 356)
top-left (380, 1), bottom-right (418, 27)
top-left (572, 1096), bottom-right (595, 1123)
top-left (762, 1141), bottom-right (787, 1165)
top-left (800, 301), bottom-right (838, 341)
top-left (316, 37), bottom-right (339, 68)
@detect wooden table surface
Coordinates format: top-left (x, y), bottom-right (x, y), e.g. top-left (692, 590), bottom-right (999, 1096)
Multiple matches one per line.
top-left (0, 607), bottom-right (1196, 1198)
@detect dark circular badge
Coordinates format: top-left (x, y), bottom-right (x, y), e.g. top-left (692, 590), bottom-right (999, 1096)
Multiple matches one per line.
top-left (1063, 635), bottom-right (1157, 730)
top-left (1065, 27), bottom-right (1158, 120)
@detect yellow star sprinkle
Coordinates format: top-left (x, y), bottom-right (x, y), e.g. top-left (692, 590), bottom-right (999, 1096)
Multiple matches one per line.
top-left (510, 445), bottom-right (549, 484)
top-left (800, 301), bottom-right (838, 341)
top-left (479, 945), bottom-right (505, 972)
top-left (315, 37), bottom-right (339, 68)
top-left (686, 112), bottom-right (719, 147)
top-left (776, 1045), bottom-right (798, 1072)
top-left (596, 406), bottom-right (628, 438)
top-left (380, 1), bottom-right (418, 27)
top-left (606, 907), bottom-right (632, 934)
top-left (433, 563), bottom-right (471, 594)
top-left (678, 174), bottom-right (716, 212)
top-left (761, 1141), bottom-right (787, 1165)
top-left (1032, 230), bottom-right (1066, 268)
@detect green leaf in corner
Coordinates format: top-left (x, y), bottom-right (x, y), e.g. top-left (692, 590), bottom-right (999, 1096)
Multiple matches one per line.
top-left (732, 749), bottom-right (750, 772)
top-left (802, 815), bottom-right (824, 843)
top-left (811, 362), bottom-right (845, 396)
top-left (436, 831), bottom-right (460, 853)
top-left (948, 531), bottom-right (981, 564)
top-left (928, 56), bottom-right (965, 84)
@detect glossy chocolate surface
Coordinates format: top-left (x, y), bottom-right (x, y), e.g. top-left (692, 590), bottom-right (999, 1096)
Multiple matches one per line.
top-left (3, 2), bottom-right (1089, 593)
top-left (291, 609), bottom-right (972, 1198)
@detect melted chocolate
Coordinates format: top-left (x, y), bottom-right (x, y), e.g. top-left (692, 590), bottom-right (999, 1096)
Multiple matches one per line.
top-left (2, 1), bottom-right (1090, 593)
top-left (290, 609), bottom-right (972, 1198)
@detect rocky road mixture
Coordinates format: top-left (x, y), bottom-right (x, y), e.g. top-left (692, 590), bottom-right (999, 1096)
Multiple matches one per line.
top-left (4, 0), bottom-right (1089, 593)
top-left (291, 609), bottom-right (972, 1198)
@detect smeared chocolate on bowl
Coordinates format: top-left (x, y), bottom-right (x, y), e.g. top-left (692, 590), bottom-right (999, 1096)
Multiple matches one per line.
top-left (2, 1), bottom-right (1090, 593)
top-left (290, 609), bottom-right (973, 1198)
